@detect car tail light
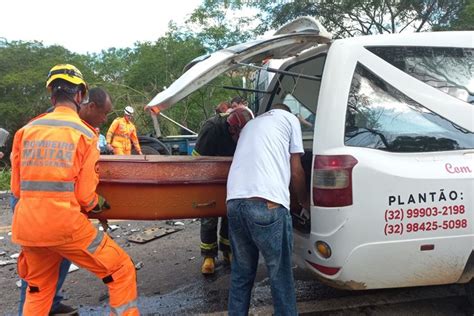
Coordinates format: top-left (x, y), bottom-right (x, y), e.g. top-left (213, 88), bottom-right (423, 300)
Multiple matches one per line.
top-left (313, 155), bottom-right (358, 207)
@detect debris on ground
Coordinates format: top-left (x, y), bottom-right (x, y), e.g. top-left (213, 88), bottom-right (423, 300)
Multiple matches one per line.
top-left (0, 259), bottom-right (16, 266)
top-left (0, 236), bottom-right (4, 240)
top-left (10, 253), bottom-right (19, 259)
top-left (0, 249), bottom-right (6, 256)
top-left (16, 280), bottom-right (22, 288)
top-left (68, 263), bottom-right (79, 273)
top-left (166, 220), bottom-right (186, 226)
top-left (127, 227), bottom-right (182, 244)
top-left (134, 261), bottom-right (144, 270)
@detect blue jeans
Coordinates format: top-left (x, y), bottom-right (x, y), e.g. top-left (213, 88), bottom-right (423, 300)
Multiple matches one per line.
top-left (227, 199), bottom-right (297, 316)
top-left (18, 258), bottom-right (71, 315)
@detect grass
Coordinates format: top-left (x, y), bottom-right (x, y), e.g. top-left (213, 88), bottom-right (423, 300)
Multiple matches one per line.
top-left (0, 167), bottom-right (11, 191)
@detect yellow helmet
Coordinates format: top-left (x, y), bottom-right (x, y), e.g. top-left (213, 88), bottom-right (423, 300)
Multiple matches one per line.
top-left (46, 64), bottom-right (88, 94)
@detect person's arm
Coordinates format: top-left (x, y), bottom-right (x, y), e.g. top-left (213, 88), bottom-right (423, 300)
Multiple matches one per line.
top-left (290, 153), bottom-right (310, 211)
top-left (192, 121), bottom-right (218, 156)
top-left (105, 119), bottom-right (118, 151)
top-left (130, 125), bottom-right (142, 155)
top-left (10, 129), bottom-right (23, 200)
top-left (76, 135), bottom-right (100, 212)
top-left (297, 114), bottom-right (313, 128)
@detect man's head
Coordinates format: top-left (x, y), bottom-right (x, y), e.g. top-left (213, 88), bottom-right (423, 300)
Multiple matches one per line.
top-left (227, 107), bottom-right (254, 142)
top-left (230, 96), bottom-right (248, 109)
top-left (124, 106), bottom-right (134, 122)
top-left (46, 64), bottom-right (88, 110)
top-left (215, 102), bottom-right (230, 114)
top-left (79, 87), bottom-right (113, 128)
top-left (271, 103), bottom-right (291, 112)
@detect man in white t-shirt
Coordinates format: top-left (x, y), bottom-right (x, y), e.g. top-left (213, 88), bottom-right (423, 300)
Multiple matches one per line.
top-left (226, 103), bottom-right (310, 316)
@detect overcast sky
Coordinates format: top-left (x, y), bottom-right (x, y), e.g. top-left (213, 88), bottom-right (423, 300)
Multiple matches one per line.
top-left (1, 0), bottom-right (202, 54)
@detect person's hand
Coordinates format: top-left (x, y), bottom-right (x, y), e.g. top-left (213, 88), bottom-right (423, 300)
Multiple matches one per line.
top-left (106, 144), bottom-right (114, 152)
top-left (138, 151), bottom-right (143, 155)
top-left (0, 152), bottom-right (4, 159)
top-left (91, 195), bottom-right (111, 213)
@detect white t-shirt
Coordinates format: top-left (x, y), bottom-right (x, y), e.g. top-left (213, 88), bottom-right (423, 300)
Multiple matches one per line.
top-left (226, 109), bottom-right (304, 210)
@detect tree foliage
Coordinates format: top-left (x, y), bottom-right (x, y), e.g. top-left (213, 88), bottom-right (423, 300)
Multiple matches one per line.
top-left (186, 0), bottom-right (255, 51)
top-left (0, 0), bottom-right (472, 163)
top-left (229, 0), bottom-right (470, 37)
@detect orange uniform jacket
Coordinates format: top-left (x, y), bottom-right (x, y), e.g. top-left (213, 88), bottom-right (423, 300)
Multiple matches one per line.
top-left (11, 106), bottom-right (99, 246)
top-left (106, 117), bottom-right (141, 155)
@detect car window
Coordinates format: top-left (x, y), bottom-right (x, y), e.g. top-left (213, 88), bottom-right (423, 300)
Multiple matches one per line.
top-left (345, 63), bottom-right (474, 152)
top-left (366, 46), bottom-right (474, 104)
top-left (283, 94), bottom-right (315, 133)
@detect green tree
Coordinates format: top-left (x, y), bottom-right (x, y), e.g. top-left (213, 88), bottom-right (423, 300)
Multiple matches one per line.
top-left (186, 0), bottom-right (255, 51)
top-left (118, 25), bottom-right (209, 135)
top-left (221, 0), bottom-right (469, 37)
top-left (435, 0), bottom-right (474, 30)
top-left (0, 40), bottom-right (97, 138)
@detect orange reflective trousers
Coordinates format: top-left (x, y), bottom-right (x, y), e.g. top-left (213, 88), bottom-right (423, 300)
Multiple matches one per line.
top-left (113, 146), bottom-right (131, 155)
top-left (18, 228), bottom-right (139, 316)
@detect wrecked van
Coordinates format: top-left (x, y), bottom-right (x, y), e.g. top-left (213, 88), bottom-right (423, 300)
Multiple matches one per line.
top-left (97, 17), bottom-right (474, 291)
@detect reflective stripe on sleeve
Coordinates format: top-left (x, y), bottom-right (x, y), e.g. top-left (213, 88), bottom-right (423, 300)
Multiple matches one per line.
top-left (21, 180), bottom-right (74, 192)
top-left (27, 119), bottom-right (94, 138)
top-left (87, 230), bottom-right (104, 253)
top-left (110, 299), bottom-right (138, 315)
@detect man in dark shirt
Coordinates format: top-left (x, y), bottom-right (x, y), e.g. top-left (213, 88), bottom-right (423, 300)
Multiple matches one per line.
top-left (192, 107), bottom-right (254, 274)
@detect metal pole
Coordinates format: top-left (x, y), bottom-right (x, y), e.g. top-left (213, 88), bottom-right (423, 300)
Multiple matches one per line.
top-left (159, 113), bottom-right (197, 135)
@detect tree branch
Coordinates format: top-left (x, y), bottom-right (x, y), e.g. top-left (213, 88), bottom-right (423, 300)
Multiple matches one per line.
top-left (416, 0), bottom-right (437, 32)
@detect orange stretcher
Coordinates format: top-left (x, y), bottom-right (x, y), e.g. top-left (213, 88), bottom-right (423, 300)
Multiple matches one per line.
top-left (90, 155), bottom-right (231, 220)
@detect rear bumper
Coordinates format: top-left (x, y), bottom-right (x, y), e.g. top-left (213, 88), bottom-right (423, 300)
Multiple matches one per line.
top-left (294, 231), bottom-right (473, 290)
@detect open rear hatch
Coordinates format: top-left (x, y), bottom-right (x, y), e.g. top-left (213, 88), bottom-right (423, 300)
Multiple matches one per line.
top-left (95, 18), bottom-right (331, 220)
top-left (146, 17), bottom-right (331, 112)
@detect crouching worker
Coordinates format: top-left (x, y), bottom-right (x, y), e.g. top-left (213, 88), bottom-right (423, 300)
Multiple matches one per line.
top-left (10, 64), bottom-right (139, 315)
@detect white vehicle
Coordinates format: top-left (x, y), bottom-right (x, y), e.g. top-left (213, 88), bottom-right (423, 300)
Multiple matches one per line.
top-left (147, 17), bottom-right (474, 291)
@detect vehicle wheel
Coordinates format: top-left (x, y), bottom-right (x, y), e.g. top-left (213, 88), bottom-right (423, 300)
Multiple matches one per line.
top-left (141, 145), bottom-right (160, 155)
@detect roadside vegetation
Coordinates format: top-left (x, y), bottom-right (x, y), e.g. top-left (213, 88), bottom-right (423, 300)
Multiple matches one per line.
top-left (0, 168), bottom-right (10, 191)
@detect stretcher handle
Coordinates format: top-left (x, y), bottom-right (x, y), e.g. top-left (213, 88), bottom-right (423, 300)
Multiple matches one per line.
top-left (192, 200), bottom-right (216, 208)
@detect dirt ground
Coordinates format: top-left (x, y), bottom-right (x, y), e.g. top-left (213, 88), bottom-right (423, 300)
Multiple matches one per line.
top-left (1, 192), bottom-right (472, 315)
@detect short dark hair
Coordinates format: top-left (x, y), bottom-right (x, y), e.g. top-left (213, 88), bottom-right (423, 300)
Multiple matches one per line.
top-left (271, 103), bottom-right (291, 112)
top-left (88, 87), bottom-right (110, 108)
top-left (230, 96), bottom-right (246, 104)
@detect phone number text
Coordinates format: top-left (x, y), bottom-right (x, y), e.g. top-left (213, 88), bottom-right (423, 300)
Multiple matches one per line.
top-left (384, 205), bottom-right (465, 222)
top-left (384, 219), bottom-right (468, 236)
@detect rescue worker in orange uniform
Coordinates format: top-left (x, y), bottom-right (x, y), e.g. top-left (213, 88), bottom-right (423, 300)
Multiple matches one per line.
top-left (106, 106), bottom-right (143, 155)
top-left (10, 64), bottom-right (139, 316)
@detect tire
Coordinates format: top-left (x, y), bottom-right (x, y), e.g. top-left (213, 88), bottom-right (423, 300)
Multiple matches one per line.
top-left (141, 145), bottom-right (161, 155)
